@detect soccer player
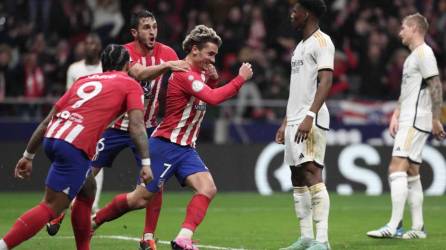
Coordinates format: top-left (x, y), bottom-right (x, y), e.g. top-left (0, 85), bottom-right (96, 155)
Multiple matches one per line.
top-left (91, 24), bottom-right (253, 250)
top-left (46, 10), bottom-right (189, 250)
top-left (275, 1), bottom-right (334, 250)
top-left (66, 33), bottom-right (103, 90)
top-left (367, 13), bottom-right (445, 240)
top-left (0, 44), bottom-right (152, 250)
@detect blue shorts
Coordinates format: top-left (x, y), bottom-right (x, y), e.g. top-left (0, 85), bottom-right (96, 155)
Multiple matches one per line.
top-left (146, 137), bottom-right (209, 193)
top-left (91, 127), bottom-right (155, 168)
top-left (44, 138), bottom-right (91, 200)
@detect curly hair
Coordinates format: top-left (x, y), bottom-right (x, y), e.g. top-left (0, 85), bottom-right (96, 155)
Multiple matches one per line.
top-left (182, 25), bottom-right (222, 54)
top-left (101, 44), bottom-right (129, 72)
top-left (298, 0), bottom-right (327, 18)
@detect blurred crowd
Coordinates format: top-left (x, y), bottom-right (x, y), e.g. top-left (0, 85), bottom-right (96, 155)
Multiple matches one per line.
top-left (1, 0), bottom-right (446, 120)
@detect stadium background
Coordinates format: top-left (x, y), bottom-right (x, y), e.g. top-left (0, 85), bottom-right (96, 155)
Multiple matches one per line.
top-left (1, 1), bottom-right (446, 249)
top-left (1, 0), bottom-right (445, 195)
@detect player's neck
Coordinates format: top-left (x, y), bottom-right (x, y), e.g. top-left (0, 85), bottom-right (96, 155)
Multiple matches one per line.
top-left (302, 22), bottom-right (319, 41)
top-left (135, 41), bottom-right (154, 56)
top-left (185, 56), bottom-right (200, 71)
top-left (85, 57), bottom-right (100, 66)
top-left (409, 37), bottom-right (424, 51)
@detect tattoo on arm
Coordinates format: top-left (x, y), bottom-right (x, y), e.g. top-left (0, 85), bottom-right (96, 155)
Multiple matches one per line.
top-left (427, 76), bottom-right (443, 119)
top-left (128, 110), bottom-right (150, 159)
top-left (26, 108), bottom-right (56, 154)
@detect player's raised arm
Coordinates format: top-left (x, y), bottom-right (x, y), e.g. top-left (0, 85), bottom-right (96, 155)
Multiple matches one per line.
top-left (15, 107), bottom-right (57, 179)
top-left (181, 63), bottom-right (253, 105)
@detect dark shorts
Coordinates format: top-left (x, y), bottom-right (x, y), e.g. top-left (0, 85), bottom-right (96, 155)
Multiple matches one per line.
top-left (146, 137), bottom-right (209, 193)
top-left (44, 138), bottom-right (91, 200)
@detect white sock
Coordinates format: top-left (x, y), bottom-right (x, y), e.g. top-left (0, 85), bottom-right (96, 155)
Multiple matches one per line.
top-left (176, 228), bottom-right (193, 239)
top-left (309, 183), bottom-right (330, 243)
top-left (293, 186), bottom-right (314, 239)
top-left (0, 239), bottom-right (9, 250)
top-left (143, 233), bottom-right (154, 241)
top-left (93, 168), bottom-right (104, 211)
top-left (388, 171), bottom-right (408, 231)
top-left (408, 175), bottom-right (424, 231)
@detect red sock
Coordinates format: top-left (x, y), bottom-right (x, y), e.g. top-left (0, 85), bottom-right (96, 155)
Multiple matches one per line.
top-left (144, 191), bottom-right (163, 234)
top-left (3, 203), bottom-right (56, 249)
top-left (71, 195), bottom-right (94, 250)
top-left (94, 193), bottom-right (129, 225)
top-left (181, 194), bottom-right (211, 231)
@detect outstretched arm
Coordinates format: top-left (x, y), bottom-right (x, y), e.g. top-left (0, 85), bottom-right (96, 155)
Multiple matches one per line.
top-left (129, 60), bottom-right (190, 81)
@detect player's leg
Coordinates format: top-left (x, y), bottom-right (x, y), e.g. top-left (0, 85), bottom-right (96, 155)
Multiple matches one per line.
top-left (0, 187), bottom-right (66, 250)
top-left (92, 167), bottom-right (104, 212)
top-left (140, 190), bottom-right (163, 250)
top-left (172, 172), bottom-right (216, 250)
top-left (71, 172), bottom-right (96, 250)
top-left (403, 164), bottom-right (426, 239)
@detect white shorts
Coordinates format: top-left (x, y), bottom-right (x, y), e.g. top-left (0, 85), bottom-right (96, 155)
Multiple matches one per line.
top-left (392, 126), bottom-right (429, 164)
top-left (284, 124), bottom-right (327, 166)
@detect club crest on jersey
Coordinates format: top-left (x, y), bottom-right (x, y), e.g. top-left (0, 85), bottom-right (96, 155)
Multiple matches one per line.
top-left (192, 80), bottom-right (205, 92)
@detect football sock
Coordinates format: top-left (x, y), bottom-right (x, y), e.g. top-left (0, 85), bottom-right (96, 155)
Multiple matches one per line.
top-left (92, 169), bottom-right (104, 211)
top-left (176, 228), bottom-right (194, 239)
top-left (142, 233), bottom-right (154, 241)
top-left (0, 239), bottom-right (9, 250)
top-left (180, 194), bottom-right (211, 236)
top-left (144, 191), bottom-right (163, 235)
top-left (94, 193), bottom-right (129, 225)
top-left (3, 203), bottom-right (56, 249)
top-left (407, 175), bottom-right (424, 231)
top-left (293, 186), bottom-right (314, 239)
top-left (71, 195), bottom-right (94, 250)
top-left (310, 183), bottom-right (330, 243)
top-left (388, 171), bottom-right (408, 231)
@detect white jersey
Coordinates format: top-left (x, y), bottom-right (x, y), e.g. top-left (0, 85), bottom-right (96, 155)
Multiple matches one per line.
top-left (66, 59), bottom-right (102, 89)
top-left (399, 43), bottom-right (439, 132)
top-left (286, 29), bottom-right (334, 129)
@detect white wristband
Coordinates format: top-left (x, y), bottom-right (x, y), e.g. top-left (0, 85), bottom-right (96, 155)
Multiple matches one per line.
top-left (306, 111), bottom-right (316, 119)
top-left (141, 158), bottom-right (151, 166)
top-left (23, 150), bottom-right (35, 160)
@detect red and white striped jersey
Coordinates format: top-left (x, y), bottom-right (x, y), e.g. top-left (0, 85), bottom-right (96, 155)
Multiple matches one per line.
top-left (45, 71), bottom-right (144, 159)
top-left (153, 66), bottom-right (246, 147)
top-left (111, 41), bottom-right (178, 131)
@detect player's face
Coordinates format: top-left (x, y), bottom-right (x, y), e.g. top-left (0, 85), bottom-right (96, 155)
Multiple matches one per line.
top-left (290, 3), bottom-right (308, 30)
top-left (399, 21), bottom-right (413, 46)
top-left (193, 42), bottom-right (218, 70)
top-left (133, 17), bottom-right (158, 50)
top-left (84, 36), bottom-right (101, 60)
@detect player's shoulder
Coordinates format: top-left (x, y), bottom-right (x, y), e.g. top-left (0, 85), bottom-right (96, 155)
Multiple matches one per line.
top-left (415, 43), bottom-right (435, 59)
top-left (310, 30), bottom-right (334, 49)
top-left (156, 42), bottom-right (178, 59)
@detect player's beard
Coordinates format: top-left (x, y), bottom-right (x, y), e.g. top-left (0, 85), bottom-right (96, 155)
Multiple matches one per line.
top-left (139, 37), bottom-right (155, 51)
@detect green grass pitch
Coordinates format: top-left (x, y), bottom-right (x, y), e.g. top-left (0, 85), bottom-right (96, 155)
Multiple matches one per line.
top-left (0, 192), bottom-right (445, 249)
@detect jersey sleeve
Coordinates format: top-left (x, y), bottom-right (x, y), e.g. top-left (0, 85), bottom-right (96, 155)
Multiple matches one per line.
top-left (125, 79), bottom-right (145, 111)
top-left (165, 46), bottom-right (179, 61)
top-left (315, 37), bottom-right (335, 71)
top-left (66, 65), bottom-right (75, 90)
top-left (177, 72), bottom-right (245, 105)
top-left (417, 47), bottom-right (439, 79)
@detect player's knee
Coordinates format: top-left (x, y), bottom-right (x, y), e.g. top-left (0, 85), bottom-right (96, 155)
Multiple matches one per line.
top-left (200, 185), bottom-right (218, 199)
top-left (78, 174), bottom-right (97, 199)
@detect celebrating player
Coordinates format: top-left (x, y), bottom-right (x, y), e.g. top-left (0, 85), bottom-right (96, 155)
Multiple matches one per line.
top-left (0, 44), bottom-right (152, 250)
top-left (367, 13), bottom-right (445, 240)
top-left (275, 1), bottom-right (334, 250)
top-left (91, 24), bottom-right (253, 250)
top-left (46, 10), bottom-right (188, 250)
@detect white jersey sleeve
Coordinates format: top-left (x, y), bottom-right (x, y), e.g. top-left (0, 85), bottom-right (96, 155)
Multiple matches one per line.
top-left (66, 64), bottom-right (76, 90)
top-left (315, 36), bottom-right (335, 71)
top-left (417, 46), bottom-right (439, 79)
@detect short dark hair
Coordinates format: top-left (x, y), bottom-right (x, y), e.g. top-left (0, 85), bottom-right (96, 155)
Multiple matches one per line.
top-left (130, 10), bottom-right (156, 29)
top-left (298, 0), bottom-right (327, 18)
top-left (101, 44), bottom-right (129, 72)
top-left (182, 25), bottom-right (222, 54)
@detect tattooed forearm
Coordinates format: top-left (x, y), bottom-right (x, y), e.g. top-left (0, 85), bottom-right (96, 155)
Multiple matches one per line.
top-left (427, 76), bottom-right (443, 119)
